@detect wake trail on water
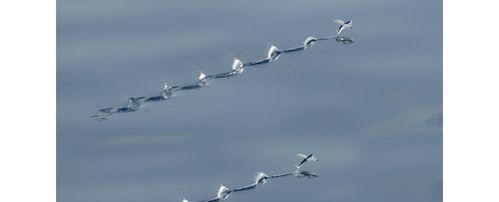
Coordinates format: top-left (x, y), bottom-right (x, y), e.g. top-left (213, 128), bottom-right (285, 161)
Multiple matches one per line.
top-left (181, 153), bottom-right (319, 202)
top-left (92, 19), bottom-right (354, 121)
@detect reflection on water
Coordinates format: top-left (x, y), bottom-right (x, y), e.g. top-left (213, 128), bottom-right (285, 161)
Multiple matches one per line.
top-left (336, 36), bottom-right (354, 44)
top-left (92, 26), bottom-right (354, 121)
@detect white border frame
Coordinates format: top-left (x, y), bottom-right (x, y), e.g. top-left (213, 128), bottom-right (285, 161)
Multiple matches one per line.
top-left (0, 1), bottom-right (56, 202)
top-left (444, 0), bottom-right (499, 201)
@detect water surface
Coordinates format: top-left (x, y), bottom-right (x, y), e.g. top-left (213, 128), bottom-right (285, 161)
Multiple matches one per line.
top-left (57, 0), bottom-right (442, 202)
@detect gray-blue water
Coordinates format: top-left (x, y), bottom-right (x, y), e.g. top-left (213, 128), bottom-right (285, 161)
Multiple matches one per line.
top-left (57, 0), bottom-right (442, 202)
